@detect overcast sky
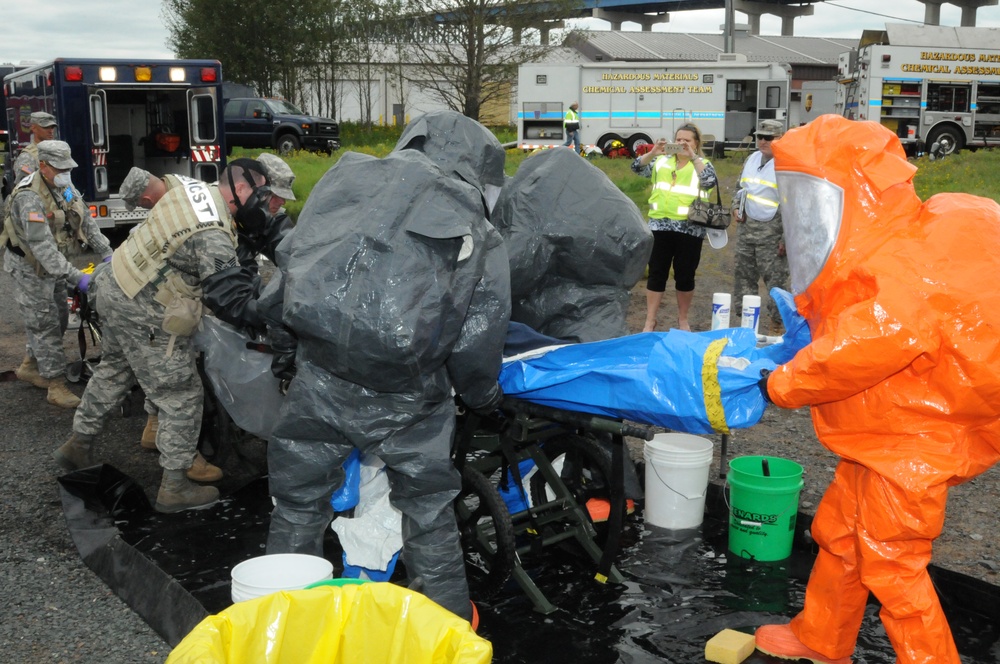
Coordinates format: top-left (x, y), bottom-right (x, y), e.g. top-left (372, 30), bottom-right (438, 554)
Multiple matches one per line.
top-left (4, 0), bottom-right (1000, 66)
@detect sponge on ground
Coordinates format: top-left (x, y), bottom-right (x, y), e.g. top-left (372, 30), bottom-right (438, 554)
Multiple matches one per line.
top-left (705, 629), bottom-right (756, 664)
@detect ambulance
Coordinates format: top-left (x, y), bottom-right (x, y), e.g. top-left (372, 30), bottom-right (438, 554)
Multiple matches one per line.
top-left (516, 54), bottom-right (791, 156)
top-left (3, 58), bottom-right (226, 228)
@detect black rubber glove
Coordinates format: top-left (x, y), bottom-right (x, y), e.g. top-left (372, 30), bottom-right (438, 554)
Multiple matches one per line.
top-left (268, 323), bottom-right (298, 393)
top-left (758, 369), bottom-right (772, 404)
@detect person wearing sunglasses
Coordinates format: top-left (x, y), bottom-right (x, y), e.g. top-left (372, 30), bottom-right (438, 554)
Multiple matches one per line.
top-left (632, 122), bottom-right (719, 332)
top-left (732, 118), bottom-right (789, 335)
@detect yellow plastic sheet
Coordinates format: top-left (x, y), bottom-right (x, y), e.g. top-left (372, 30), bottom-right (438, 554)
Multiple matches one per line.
top-left (166, 582), bottom-right (491, 664)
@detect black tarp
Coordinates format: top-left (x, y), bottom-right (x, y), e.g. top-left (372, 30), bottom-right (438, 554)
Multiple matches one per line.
top-left (59, 468), bottom-right (1000, 661)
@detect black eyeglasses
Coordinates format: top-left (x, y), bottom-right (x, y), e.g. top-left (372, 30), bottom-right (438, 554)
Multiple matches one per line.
top-left (757, 135), bottom-right (775, 142)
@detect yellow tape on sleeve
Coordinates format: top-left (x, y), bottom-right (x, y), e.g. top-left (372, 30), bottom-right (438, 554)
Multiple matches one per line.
top-left (701, 337), bottom-right (730, 434)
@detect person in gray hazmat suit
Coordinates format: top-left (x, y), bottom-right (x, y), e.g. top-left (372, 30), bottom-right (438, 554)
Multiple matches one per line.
top-left (259, 111), bottom-right (511, 623)
top-left (54, 160), bottom-right (274, 512)
top-left (491, 146), bottom-right (652, 342)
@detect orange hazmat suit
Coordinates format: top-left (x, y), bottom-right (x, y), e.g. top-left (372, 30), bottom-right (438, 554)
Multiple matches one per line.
top-left (763, 114), bottom-right (1000, 663)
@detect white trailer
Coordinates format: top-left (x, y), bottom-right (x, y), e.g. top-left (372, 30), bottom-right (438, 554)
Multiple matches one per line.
top-left (843, 42), bottom-right (1000, 154)
top-left (517, 55), bottom-right (791, 156)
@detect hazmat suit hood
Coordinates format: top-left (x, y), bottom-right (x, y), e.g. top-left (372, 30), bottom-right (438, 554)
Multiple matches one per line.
top-left (492, 147), bottom-right (652, 342)
top-left (395, 110), bottom-right (506, 212)
top-left (773, 114), bottom-right (920, 302)
top-left (769, 114), bottom-right (1000, 484)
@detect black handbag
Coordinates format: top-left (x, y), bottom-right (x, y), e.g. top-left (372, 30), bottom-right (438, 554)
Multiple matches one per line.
top-left (686, 186), bottom-right (731, 230)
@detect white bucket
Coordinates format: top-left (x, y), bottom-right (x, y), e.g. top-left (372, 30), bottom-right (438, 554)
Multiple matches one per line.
top-left (230, 553), bottom-right (334, 603)
top-left (643, 433), bottom-right (714, 529)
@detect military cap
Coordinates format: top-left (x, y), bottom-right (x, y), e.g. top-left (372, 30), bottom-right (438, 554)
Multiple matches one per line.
top-left (755, 119), bottom-right (785, 138)
top-left (37, 140), bottom-right (77, 169)
top-left (257, 153), bottom-right (296, 200)
top-left (120, 167), bottom-right (152, 211)
top-left (30, 111), bottom-right (57, 127)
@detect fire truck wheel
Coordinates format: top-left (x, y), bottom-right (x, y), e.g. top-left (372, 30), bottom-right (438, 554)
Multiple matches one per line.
top-left (926, 126), bottom-right (963, 156)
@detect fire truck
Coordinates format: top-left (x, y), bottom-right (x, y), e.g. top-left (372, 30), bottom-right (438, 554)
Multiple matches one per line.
top-left (3, 58), bottom-right (226, 228)
top-left (842, 29), bottom-right (1000, 155)
top-left (516, 55), bottom-right (791, 156)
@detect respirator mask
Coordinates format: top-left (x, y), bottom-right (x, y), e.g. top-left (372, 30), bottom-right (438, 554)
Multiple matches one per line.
top-left (53, 172), bottom-right (72, 189)
top-left (227, 158), bottom-right (273, 236)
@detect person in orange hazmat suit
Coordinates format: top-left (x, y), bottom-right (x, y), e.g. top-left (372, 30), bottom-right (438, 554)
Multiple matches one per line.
top-left (753, 114), bottom-right (1000, 664)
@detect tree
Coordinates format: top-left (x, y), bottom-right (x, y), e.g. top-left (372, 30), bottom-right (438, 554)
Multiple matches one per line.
top-left (162, 0), bottom-right (327, 103)
top-left (399, 0), bottom-right (580, 120)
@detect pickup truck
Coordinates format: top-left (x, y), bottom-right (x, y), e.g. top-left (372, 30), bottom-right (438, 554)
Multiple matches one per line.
top-left (224, 97), bottom-right (340, 154)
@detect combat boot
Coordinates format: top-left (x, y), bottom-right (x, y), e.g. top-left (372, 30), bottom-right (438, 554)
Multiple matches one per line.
top-left (15, 356), bottom-right (49, 389)
top-left (53, 432), bottom-right (95, 472)
top-left (155, 469), bottom-right (220, 513)
top-left (46, 377), bottom-right (81, 409)
top-left (140, 414), bottom-right (159, 450)
top-left (186, 452), bottom-right (223, 482)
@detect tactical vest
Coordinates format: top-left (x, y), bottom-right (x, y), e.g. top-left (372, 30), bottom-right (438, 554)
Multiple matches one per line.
top-left (112, 177), bottom-right (235, 299)
top-left (648, 155), bottom-right (711, 221)
top-left (739, 151), bottom-right (780, 221)
top-left (0, 171), bottom-right (89, 274)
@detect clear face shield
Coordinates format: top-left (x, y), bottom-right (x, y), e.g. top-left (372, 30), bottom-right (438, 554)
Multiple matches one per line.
top-left (776, 172), bottom-right (844, 294)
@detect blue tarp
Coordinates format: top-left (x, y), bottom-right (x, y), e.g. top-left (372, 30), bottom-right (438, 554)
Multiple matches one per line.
top-left (499, 327), bottom-right (786, 435)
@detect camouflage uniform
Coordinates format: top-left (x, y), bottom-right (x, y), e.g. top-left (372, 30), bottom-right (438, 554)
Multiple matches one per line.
top-left (73, 178), bottom-right (242, 472)
top-left (12, 141), bottom-right (41, 187)
top-left (2, 171), bottom-right (112, 379)
top-left (732, 149), bottom-right (788, 328)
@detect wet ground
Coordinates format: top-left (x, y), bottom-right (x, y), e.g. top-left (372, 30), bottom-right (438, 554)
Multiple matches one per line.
top-left (58, 468), bottom-right (1000, 663)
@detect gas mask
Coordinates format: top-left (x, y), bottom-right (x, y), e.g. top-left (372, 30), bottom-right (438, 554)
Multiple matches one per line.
top-left (227, 158), bottom-right (272, 236)
top-left (775, 171), bottom-right (843, 294)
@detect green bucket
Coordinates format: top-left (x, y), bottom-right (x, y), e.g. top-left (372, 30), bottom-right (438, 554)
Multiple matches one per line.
top-left (727, 455), bottom-right (804, 562)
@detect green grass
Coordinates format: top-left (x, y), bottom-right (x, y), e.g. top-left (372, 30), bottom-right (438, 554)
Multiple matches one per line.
top-left (234, 126), bottom-right (1000, 222)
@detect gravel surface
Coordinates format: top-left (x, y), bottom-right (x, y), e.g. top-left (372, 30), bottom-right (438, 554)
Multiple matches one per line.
top-left (2, 219), bottom-right (998, 662)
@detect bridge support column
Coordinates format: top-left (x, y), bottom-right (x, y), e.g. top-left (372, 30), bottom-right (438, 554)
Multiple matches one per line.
top-left (592, 9), bottom-right (669, 31)
top-left (949, 0), bottom-right (999, 26)
top-left (733, 0), bottom-right (814, 35)
top-left (923, 0), bottom-right (945, 24)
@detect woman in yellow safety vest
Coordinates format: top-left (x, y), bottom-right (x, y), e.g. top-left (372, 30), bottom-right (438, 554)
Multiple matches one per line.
top-left (631, 123), bottom-right (719, 332)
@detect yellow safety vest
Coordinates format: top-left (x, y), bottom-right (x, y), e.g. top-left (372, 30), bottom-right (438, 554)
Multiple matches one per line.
top-left (739, 151), bottom-right (779, 221)
top-left (648, 156), bottom-right (711, 221)
top-left (112, 177), bottom-right (234, 299)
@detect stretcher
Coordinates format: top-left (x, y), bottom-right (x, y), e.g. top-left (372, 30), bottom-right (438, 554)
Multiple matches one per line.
top-left (453, 396), bottom-right (655, 614)
top-left (192, 317), bottom-right (799, 612)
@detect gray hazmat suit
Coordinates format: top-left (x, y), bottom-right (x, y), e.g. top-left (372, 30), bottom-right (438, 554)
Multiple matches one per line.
top-left (263, 113), bottom-right (511, 622)
top-left (492, 147), bottom-right (652, 342)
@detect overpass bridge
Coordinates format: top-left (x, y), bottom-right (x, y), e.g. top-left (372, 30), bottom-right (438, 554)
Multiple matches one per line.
top-left (433, 0), bottom-right (999, 42)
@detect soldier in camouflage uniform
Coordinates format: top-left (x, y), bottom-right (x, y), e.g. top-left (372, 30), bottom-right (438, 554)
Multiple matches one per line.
top-left (119, 166), bottom-right (183, 214)
top-left (236, 153), bottom-right (294, 277)
top-left (13, 112), bottom-right (58, 187)
top-left (732, 119), bottom-right (788, 335)
top-left (54, 160), bottom-right (270, 513)
top-left (2, 140), bottom-right (112, 409)
top-left (118, 167), bottom-right (220, 481)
